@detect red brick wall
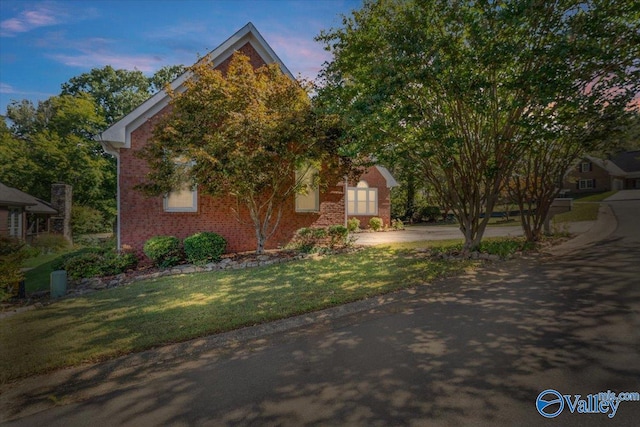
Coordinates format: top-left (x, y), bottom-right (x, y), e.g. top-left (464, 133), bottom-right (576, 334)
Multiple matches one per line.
top-left (563, 160), bottom-right (611, 194)
top-left (119, 42), bottom-right (348, 255)
top-left (118, 42), bottom-right (391, 255)
top-left (349, 167), bottom-right (392, 228)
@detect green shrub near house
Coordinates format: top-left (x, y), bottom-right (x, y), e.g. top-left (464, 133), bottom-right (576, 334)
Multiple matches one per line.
top-left (143, 236), bottom-right (183, 268)
top-left (391, 219), bottom-right (405, 230)
top-left (290, 227), bottom-right (328, 253)
top-left (327, 225), bottom-right (349, 248)
top-left (54, 248), bottom-right (138, 280)
top-left (347, 217), bottom-right (360, 232)
top-left (183, 232), bottom-right (227, 265)
top-left (369, 217), bottom-right (383, 231)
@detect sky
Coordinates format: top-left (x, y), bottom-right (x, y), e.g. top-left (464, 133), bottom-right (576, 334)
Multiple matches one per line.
top-left (0, 0), bottom-right (361, 115)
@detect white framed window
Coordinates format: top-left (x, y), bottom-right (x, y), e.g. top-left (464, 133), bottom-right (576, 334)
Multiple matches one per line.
top-left (347, 180), bottom-right (378, 215)
top-left (578, 179), bottom-right (594, 190)
top-left (581, 162), bottom-right (591, 173)
top-left (8, 207), bottom-right (22, 237)
top-left (295, 166), bottom-right (319, 212)
top-left (164, 185), bottom-right (198, 212)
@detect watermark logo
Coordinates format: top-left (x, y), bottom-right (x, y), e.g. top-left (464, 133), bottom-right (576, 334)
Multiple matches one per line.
top-left (536, 389), bottom-right (564, 418)
top-left (536, 389), bottom-right (640, 419)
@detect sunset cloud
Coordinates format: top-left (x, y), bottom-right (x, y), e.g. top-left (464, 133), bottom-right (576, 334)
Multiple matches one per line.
top-left (264, 32), bottom-right (331, 80)
top-left (0, 3), bottom-right (64, 37)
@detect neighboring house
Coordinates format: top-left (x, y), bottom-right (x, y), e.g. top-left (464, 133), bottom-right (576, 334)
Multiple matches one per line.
top-left (97, 23), bottom-right (397, 254)
top-left (0, 182), bottom-right (58, 241)
top-left (563, 151), bottom-right (640, 194)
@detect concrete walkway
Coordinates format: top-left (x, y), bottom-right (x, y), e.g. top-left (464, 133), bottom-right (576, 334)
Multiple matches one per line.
top-left (353, 221), bottom-right (594, 246)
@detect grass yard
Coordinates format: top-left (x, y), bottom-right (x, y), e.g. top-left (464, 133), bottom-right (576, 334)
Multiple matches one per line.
top-left (23, 250), bottom-right (76, 293)
top-left (1, 243), bottom-right (473, 382)
top-left (553, 190), bottom-right (616, 223)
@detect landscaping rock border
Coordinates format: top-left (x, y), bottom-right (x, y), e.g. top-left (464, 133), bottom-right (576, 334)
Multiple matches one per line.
top-left (0, 248), bottom-right (363, 318)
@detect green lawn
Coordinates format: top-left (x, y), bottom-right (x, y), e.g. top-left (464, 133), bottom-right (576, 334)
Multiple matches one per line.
top-left (23, 251), bottom-right (74, 293)
top-left (554, 190), bottom-right (616, 223)
top-left (1, 243), bottom-right (473, 382)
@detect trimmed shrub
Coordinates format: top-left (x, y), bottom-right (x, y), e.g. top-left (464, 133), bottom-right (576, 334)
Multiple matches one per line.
top-left (369, 217), bottom-right (383, 231)
top-left (101, 250), bottom-right (138, 276)
top-left (62, 252), bottom-right (104, 279)
top-left (183, 232), bottom-right (227, 265)
top-left (391, 219), bottom-right (405, 230)
top-left (291, 227), bottom-right (328, 253)
top-left (61, 250), bottom-right (138, 280)
top-left (347, 217), bottom-right (360, 232)
top-left (327, 225), bottom-right (349, 248)
top-left (51, 247), bottom-right (102, 271)
top-left (143, 235), bottom-right (182, 268)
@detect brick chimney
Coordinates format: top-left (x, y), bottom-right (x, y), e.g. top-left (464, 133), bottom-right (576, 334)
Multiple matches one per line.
top-left (50, 183), bottom-right (72, 244)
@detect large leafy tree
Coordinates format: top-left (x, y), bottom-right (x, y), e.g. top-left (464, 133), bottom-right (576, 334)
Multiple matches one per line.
top-left (317, 0), bottom-right (640, 251)
top-left (2, 64), bottom-right (186, 229)
top-left (1, 94), bottom-right (111, 207)
top-left (60, 66), bottom-right (150, 126)
top-left (60, 65), bottom-right (185, 126)
top-left (139, 53), bottom-right (347, 253)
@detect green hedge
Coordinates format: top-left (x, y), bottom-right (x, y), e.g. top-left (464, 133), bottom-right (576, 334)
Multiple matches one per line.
top-left (183, 232), bottom-right (227, 265)
top-left (56, 249), bottom-right (138, 280)
top-left (143, 236), bottom-right (183, 268)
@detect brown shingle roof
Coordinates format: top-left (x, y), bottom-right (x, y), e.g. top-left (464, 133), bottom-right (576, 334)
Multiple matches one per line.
top-left (610, 150), bottom-right (640, 173)
top-left (0, 182), bottom-right (57, 214)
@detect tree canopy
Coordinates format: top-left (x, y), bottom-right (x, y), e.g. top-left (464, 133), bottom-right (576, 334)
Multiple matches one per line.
top-left (317, 0), bottom-right (640, 249)
top-left (61, 64), bottom-right (185, 126)
top-left (2, 64), bottom-right (185, 231)
top-left (139, 52), bottom-right (348, 253)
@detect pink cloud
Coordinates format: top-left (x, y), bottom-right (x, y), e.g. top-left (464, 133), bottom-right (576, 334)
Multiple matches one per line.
top-left (265, 33), bottom-right (332, 80)
top-left (0, 3), bottom-right (64, 37)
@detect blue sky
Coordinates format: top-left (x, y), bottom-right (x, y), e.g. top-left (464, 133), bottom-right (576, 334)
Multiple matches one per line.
top-left (0, 0), bottom-right (361, 115)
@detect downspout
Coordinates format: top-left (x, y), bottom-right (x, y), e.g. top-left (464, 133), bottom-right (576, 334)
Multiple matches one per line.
top-left (344, 176), bottom-right (348, 227)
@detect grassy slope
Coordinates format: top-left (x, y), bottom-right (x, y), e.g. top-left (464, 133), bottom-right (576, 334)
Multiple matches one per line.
top-left (1, 244), bottom-right (472, 382)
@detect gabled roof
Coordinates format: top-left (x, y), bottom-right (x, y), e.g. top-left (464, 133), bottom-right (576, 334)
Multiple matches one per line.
top-left (0, 182), bottom-right (57, 214)
top-left (375, 165), bottom-right (399, 188)
top-left (97, 22), bottom-right (293, 155)
top-left (609, 150), bottom-right (640, 173)
top-left (0, 182), bottom-right (36, 207)
top-left (585, 155), bottom-right (626, 176)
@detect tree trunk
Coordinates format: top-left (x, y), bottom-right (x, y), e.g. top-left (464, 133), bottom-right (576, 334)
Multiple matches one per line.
top-left (255, 232), bottom-right (266, 254)
top-left (405, 173), bottom-right (415, 220)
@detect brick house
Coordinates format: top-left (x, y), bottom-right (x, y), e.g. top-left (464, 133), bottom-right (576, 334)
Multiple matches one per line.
top-left (97, 23), bottom-right (397, 254)
top-left (0, 182), bottom-right (58, 241)
top-left (562, 151), bottom-right (640, 195)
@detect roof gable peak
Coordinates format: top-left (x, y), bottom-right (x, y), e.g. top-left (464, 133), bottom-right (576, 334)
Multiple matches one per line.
top-left (97, 22), bottom-right (293, 154)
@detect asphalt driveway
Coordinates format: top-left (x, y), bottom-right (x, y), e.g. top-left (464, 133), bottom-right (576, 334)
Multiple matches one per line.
top-left (2, 190), bottom-right (639, 426)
